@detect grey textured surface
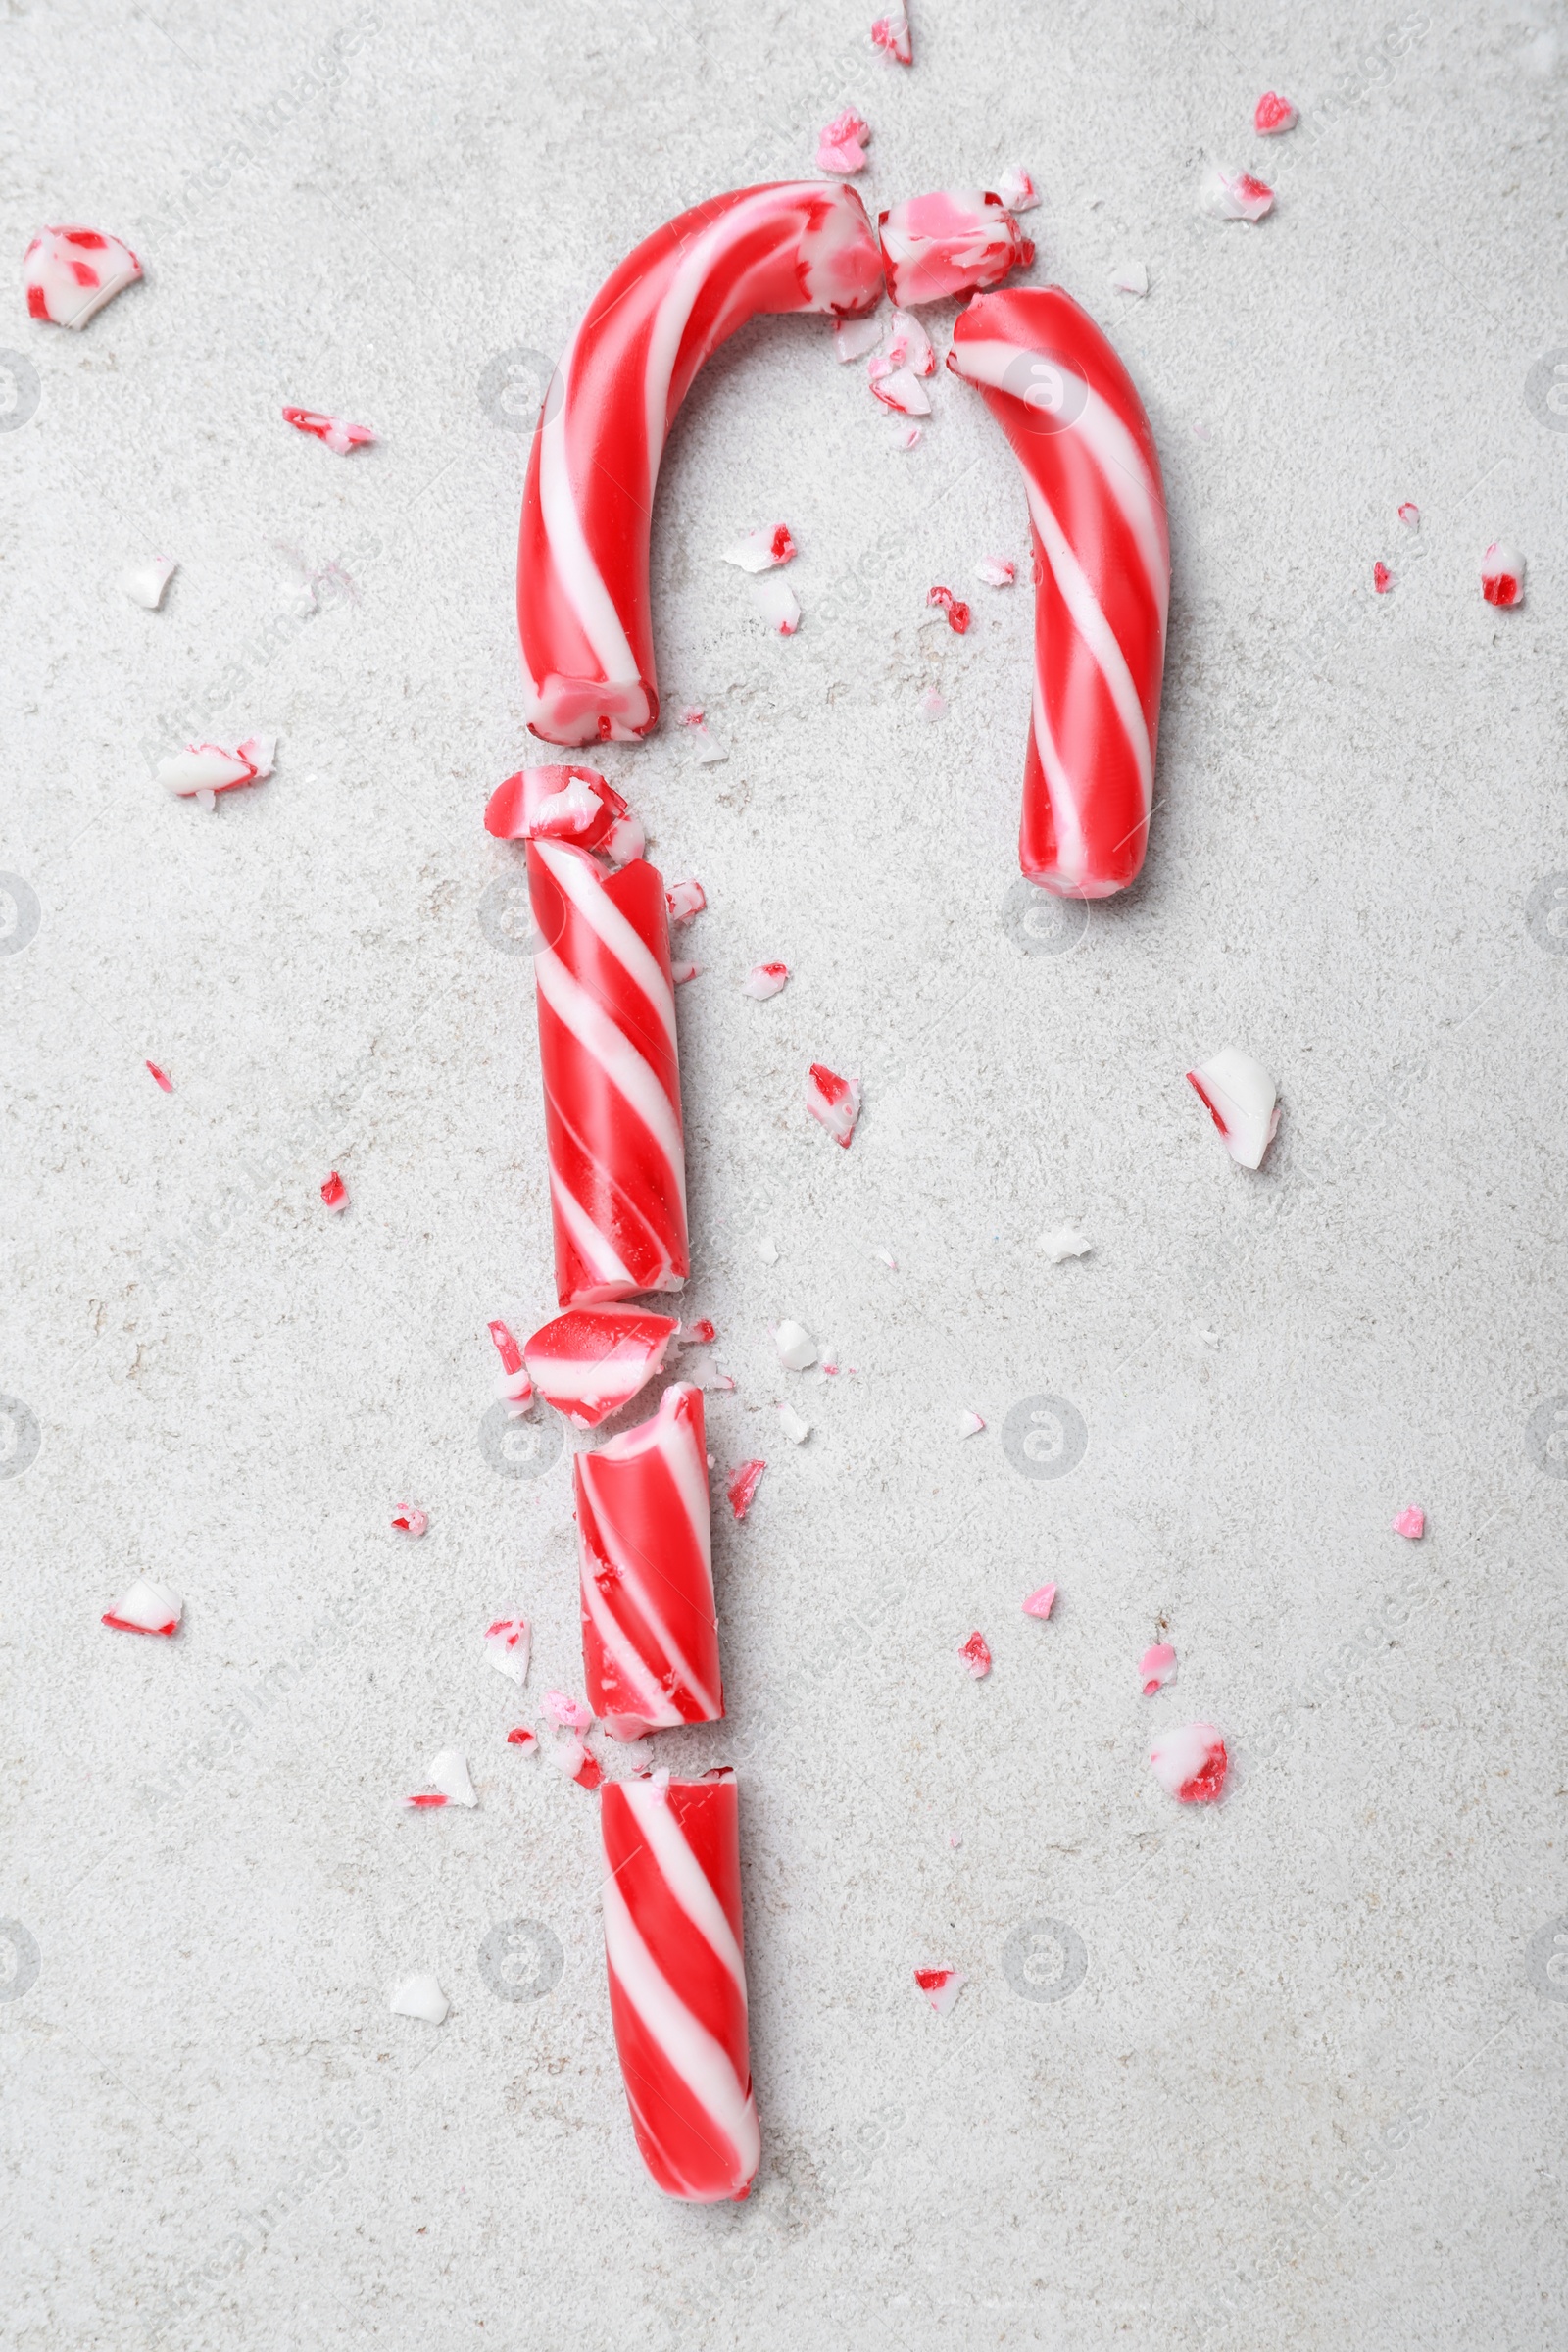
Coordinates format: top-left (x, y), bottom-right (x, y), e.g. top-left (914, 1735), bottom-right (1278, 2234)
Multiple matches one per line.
top-left (2, 0), bottom-right (1567, 2345)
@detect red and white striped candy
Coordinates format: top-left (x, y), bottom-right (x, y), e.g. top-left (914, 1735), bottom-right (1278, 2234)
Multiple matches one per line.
top-left (948, 287), bottom-right (1169, 898)
top-left (574, 1381), bottom-right (723, 1739)
top-left (878, 190), bottom-right (1033, 309)
top-left (487, 1319), bottom-right (533, 1413)
top-left (600, 1771), bottom-right (760, 2202)
top-left (281, 407), bottom-right (375, 455)
top-left (527, 838), bottom-right (689, 1306)
top-left (485, 766), bottom-right (645, 864)
top-left (517, 181), bottom-right (882, 748)
top-left (523, 1302), bottom-right (678, 1429)
top-left (24, 225), bottom-right (140, 327)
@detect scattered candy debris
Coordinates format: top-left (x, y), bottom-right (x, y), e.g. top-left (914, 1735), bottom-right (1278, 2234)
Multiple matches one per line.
top-left (727, 1459), bottom-right (766, 1520)
top-left (1481, 542), bottom-right (1524, 607)
top-left (390, 1506), bottom-right (427, 1537)
top-left (879, 189), bottom-right (1033, 307)
top-left (868, 358), bottom-right (932, 416)
top-left (427, 1749), bottom-right (477, 1807)
top-left (671, 958), bottom-right (700, 987)
top-left (1022, 1584), bottom-right (1056, 1619)
top-left (522, 1303), bottom-right (678, 1430)
top-left (893, 422), bottom-right (923, 450)
top-left (916, 687), bottom-right (948, 721)
top-left (956, 1409), bottom-right (986, 1438)
top-left (1373, 562), bottom-right (1394, 594)
top-left (754, 575), bottom-right (801, 634)
top-left (102, 1577), bottom-right (182, 1636)
top-left (24, 225), bottom-right (141, 327)
top-left (806, 1064), bottom-right (861, 1148)
top-left (1392, 1505), bottom-right (1426, 1540)
top-left (871, 6), bottom-right (912, 65)
top-left (389, 1973), bottom-right (449, 2024)
top-left (816, 109), bottom-right (872, 174)
top-left (743, 961), bottom-right (790, 999)
top-left (401, 1792), bottom-right (449, 1810)
top-left (975, 556), bottom-right (1016, 587)
top-left (121, 558), bottom-right (176, 611)
top-left (757, 1235), bottom-right (780, 1265)
top-left (1200, 165), bottom-right (1274, 221)
top-left (679, 708), bottom-right (729, 763)
top-left (997, 167), bottom-right (1040, 213)
top-left (145, 1060), bottom-right (172, 1093)
top-left (774, 1320), bottom-right (819, 1371)
top-left (777, 1401), bottom-right (811, 1445)
top-left (487, 1319), bottom-right (534, 1415)
top-left (914, 1967), bottom-right (966, 2015)
top-left (547, 1735), bottom-right (604, 1789)
top-left (872, 1246), bottom-right (898, 1270)
top-left (485, 1616), bottom-right (532, 1685)
top-left (1040, 1224), bottom-right (1092, 1263)
top-left (157, 735), bottom-right (275, 803)
top-left (545, 1691), bottom-right (594, 1732)
top-left (835, 313), bottom-right (886, 362)
top-left (320, 1170), bottom-right (348, 1211)
top-left (1186, 1048), bottom-right (1280, 1170)
top-left (666, 878), bottom-right (708, 922)
top-left (1139, 1642), bottom-right (1177, 1695)
top-left (281, 407), bottom-right (375, 455)
top-left (484, 765), bottom-right (644, 863)
top-left (1149, 1723), bottom-right (1228, 1803)
top-left (676, 1318), bottom-right (718, 1348)
top-left (885, 309), bottom-right (936, 375)
top-left (1253, 91), bottom-right (1298, 133)
top-left (926, 584), bottom-right (972, 634)
top-left (722, 525), bottom-right (796, 573)
top-left (947, 1831), bottom-right (962, 1848)
top-left (957, 1630), bottom-right (993, 1678)
top-left (1110, 259), bottom-right (1150, 296)
top-left (1398, 502), bottom-right (1420, 529)
top-left (506, 1726), bottom-right (538, 1750)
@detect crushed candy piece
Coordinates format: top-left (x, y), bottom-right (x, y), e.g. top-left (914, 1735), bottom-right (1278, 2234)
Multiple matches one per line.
top-left (320, 1170), bottom-right (348, 1211)
top-left (878, 188), bottom-right (1033, 308)
top-left (545, 1690), bottom-right (594, 1732)
top-left (754, 575), bottom-right (801, 634)
top-left (122, 558), bottom-right (176, 611)
top-left (523, 1303), bottom-right (678, 1430)
top-left (916, 687), bottom-right (947, 721)
top-left (957, 1630), bottom-right (992, 1678)
top-left (389, 1973), bottom-right (449, 2024)
top-left (671, 959), bottom-right (700, 986)
top-left (145, 1060), bottom-right (172, 1093)
top-left (743, 961), bottom-right (790, 999)
top-left (1110, 258), bottom-right (1150, 296)
top-left (884, 309), bottom-right (936, 375)
top-left (872, 1246), bottom-right (898, 1270)
top-left (774, 1319), bottom-right (819, 1371)
top-left (1398, 502), bottom-right (1420, 529)
top-left (1373, 562), bottom-right (1393, 594)
top-left (1201, 165), bottom-right (1274, 221)
top-left (926, 584), bottom-right (971, 633)
top-left (427, 1749), bottom-right (477, 1807)
top-left (1186, 1048), bottom-right (1280, 1170)
top-left (956, 1409), bottom-right (986, 1438)
top-left (777, 1401), bottom-right (811, 1444)
top-left (401, 1792), bottom-right (449, 1810)
top-left (1022, 1583), bottom-right (1056, 1619)
top-left (666, 877), bottom-right (707, 922)
top-left (871, 6), bottom-right (912, 65)
top-left (487, 1318), bottom-right (534, 1414)
top-left (1139, 1642), bottom-right (1177, 1695)
top-left (1150, 1723), bottom-right (1228, 1803)
top-left (1040, 1225), bottom-right (1092, 1263)
top-left (806, 1064), bottom-right (861, 1147)
top-left (24, 225), bottom-right (141, 328)
top-left (721, 525), bottom-right (796, 573)
top-left (506, 1726), bottom-right (538, 1749)
top-left (1481, 542), bottom-right (1524, 607)
top-left (1253, 91), bottom-right (1298, 133)
top-left (727, 1459), bottom-right (766, 1519)
top-left (483, 765), bottom-right (644, 864)
top-left (1392, 1505), bottom-right (1425, 1540)
top-left (390, 1505), bottom-right (427, 1537)
top-left (997, 167), bottom-right (1040, 213)
top-left (914, 1966), bottom-right (966, 2015)
top-left (893, 422), bottom-right (923, 450)
top-left (757, 1235), bottom-right (780, 1265)
top-left (281, 407), bottom-right (375, 456)
top-left (975, 556), bottom-right (1016, 587)
top-left (157, 735), bottom-right (275, 801)
top-left (817, 109), bottom-right (872, 174)
top-left (102, 1577), bottom-right (182, 1636)
top-left (676, 1317), bottom-right (718, 1348)
top-left (868, 358), bottom-right (932, 416)
top-left (835, 312), bottom-right (886, 362)
top-left (547, 1735), bottom-right (603, 1789)
top-left (485, 1616), bottom-right (532, 1684)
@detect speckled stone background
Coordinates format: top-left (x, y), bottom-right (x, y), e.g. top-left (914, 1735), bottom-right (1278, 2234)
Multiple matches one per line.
top-left (3, 0), bottom-right (1567, 2345)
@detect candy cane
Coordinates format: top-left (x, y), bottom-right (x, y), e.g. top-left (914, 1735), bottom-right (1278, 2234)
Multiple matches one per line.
top-left (600, 1772), bottom-right (760, 2203)
top-left (948, 287), bottom-right (1169, 899)
top-left (518, 180), bottom-right (883, 747)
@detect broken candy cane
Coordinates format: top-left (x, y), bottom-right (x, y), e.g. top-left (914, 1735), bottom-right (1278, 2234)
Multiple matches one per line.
top-left (1481, 542), bottom-right (1525, 607)
top-left (546, 1690), bottom-right (594, 1731)
top-left (574, 1381), bottom-right (724, 1740)
top-left (599, 1771), bottom-right (761, 2202)
top-left (102, 1577), bottom-right (182, 1635)
top-left (878, 190), bottom-right (1033, 309)
top-left (870, 7), bottom-right (912, 65)
top-left (525, 837), bottom-right (689, 1305)
top-left (516, 181), bottom-right (881, 747)
top-left (522, 1303), bottom-right (678, 1429)
top-left (281, 407), bottom-right (375, 455)
top-left (24, 225), bottom-right (140, 327)
top-left (868, 357), bottom-right (931, 416)
top-left (487, 1319), bottom-right (534, 1414)
top-left (1186, 1048), bottom-right (1279, 1169)
top-left (157, 735), bottom-right (275, 801)
top-left (948, 287), bottom-right (1169, 898)
top-left (145, 1060), bottom-right (173, 1093)
top-left (975, 555), bottom-right (1016, 587)
top-left (1022, 1583), bottom-right (1056, 1618)
top-left (1149, 1723), bottom-right (1228, 1803)
top-left (484, 765), bottom-right (645, 864)
top-left (806, 1063), bottom-right (861, 1147)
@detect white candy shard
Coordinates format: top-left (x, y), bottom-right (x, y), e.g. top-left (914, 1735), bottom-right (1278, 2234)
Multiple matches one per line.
top-left (884, 309), bottom-right (936, 376)
top-left (24, 224), bottom-right (141, 328)
top-left (121, 558), bottom-right (176, 611)
top-left (666, 877), bottom-right (707, 922)
top-left (484, 1615), bottom-right (531, 1686)
top-left (956, 1409), bottom-right (986, 1438)
top-left (1200, 165), bottom-right (1274, 221)
top-left (157, 734), bottom-right (275, 800)
top-left (743, 961), bottom-right (790, 999)
top-left (775, 1319), bottom-right (819, 1371)
top-left (996, 168), bottom-right (1040, 213)
top-left (757, 1234), bottom-right (780, 1265)
top-left (868, 360), bottom-right (932, 416)
top-left (754, 575), bottom-right (801, 635)
top-left (917, 687), bottom-right (947, 721)
top-left (835, 313), bottom-right (885, 362)
top-left (777, 1401), bottom-right (811, 1444)
top-left (427, 1749), bottom-right (477, 1807)
top-left (1110, 258), bottom-right (1149, 296)
top-left (914, 1966), bottom-right (966, 2016)
top-left (1149, 1722), bottom-right (1228, 1803)
top-left (102, 1576), bottom-right (182, 1635)
top-left (975, 556), bottom-right (1016, 587)
top-left (721, 524), bottom-right (796, 573)
top-left (1186, 1048), bottom-right (1280, 1169)
top-left (533, 771), bottom-right (604, 834)
top-left (872, 1246), bottom-right (898, 1270)
top-left (389, 1973), bottom-right (449, 2024)
top-left (1040, 1224), bottom-right (1093, 1263)
top-left (1139, 1642), bottom-right (1176, 1694)
top-left (1481, 541), bottom-right (1525, 607)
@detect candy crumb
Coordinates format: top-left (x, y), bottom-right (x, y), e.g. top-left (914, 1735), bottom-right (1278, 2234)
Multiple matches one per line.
top-left (775, 1319), bottom-right (819, 1371)
top-left (1139, 1642), bottom-right (1177, 1695)
top-left (870, 7), bottom-right (912, 65)
top-left (321, 1170), bottom-right (348, 1211)
top-left (1201, 165), bottom-right (1274, 220)
top-left (777, 1402), bottom-right (811, 1445)
top-left (956, 1409), bottom-right (986, 1438)
top-left (1022, 1583), bottom-right (1056, 1619)
top-left (1040, 1224), bottom-right (1092, 1263)
top-left (1481, 542), bottom-right (1525, 607)
top-left (390, 1506), bottom-right (427, 1537)
top-left (742, 961), bottom-right (790, 999)
top-left (102, 1577), bottom-right (182, 1636)
top-left (1374, 562), bottom-right (1393, 594)
top-left (1393, 1505), bottom-right (1426, 1540)
top-left (122, 557), bottom-right (176, 610)
top-left (1253, 91), bottom-right (1298, 133)
top-left (427, 1749), bottom-right (477, 1807)
top-left (997, 167), bottom-right (1040, 212)
top-left (506, 1727), bottom-right (538, 1750)
top-left (282, 407), bottom-right (375, 455)
top-left (1110, 259), bottom-right (1150, 296)
top-left (754, 575), bottom-right (801, 635)
top-left (727, 1459), bottom-right (766, 1520)
top-left (721, 526), bottom-right (796, 573)
top-left (389, 1974), bottom-right (449, 2024)
top-left (806, 1064), bottom-right (861, 1148)
top-left (485, 1616), bottom-right (532, 1684)
top-left (1150, 1723), bottom-right (1228, 1803)
top-left (817, 109), bottom-right (872, 174)
top-left (546, 1736), bottom-right (603, 1790)
top-left (835, 313), bottom-right (885, 362)
top-left (914, 1967), bottom-right (966, 2016)
top-left (917, 687), bottom-right (948, 721)
top-left (1398, 502), bottom-right (1420, 529)
top-left (757, 1235), bottom-right (780, 1265)
top-left (975, 556), bottom-right (1016, 587)
top-left (957, 1630), bottom-right (993, 1678)
top-left (872, 1246), bottom-right (899, 1270)
top-left (145, 1060), bottom-right (173, 1092)
top-left (545, 1691), bottom-right (593, 1732)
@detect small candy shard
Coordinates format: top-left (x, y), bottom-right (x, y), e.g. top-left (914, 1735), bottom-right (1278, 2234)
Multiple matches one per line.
top-left (24, 225), bottom-right (141, 328)
top-left (774, 1320), bottom-right (819, 1371)
top-left (390, 1505), bottom-right (428, 1537)
top-left (817, 109), bottom-right (872, 174)
top-left (1022, 1583), bottom-right (1056, 1619)
top-left (1373, 562), bottom-right (1393, 594)
top-left (975, 556), bottom-right (1016, 587)
top-left (806, 1064), bottom-right (861, 1147)
top-left (870, 6), bottom-right (912, 65)
top-left (666, 877), bottom-right (708, 922)
top-left (145, 1060), bottom-right (173, 1093)
top-left (754, 575), bottom-right (801, 634)
top-left (1150, 1723), bottom-right (1228, 1803)
top-left (997, 167), bottom-right (1040, 213)
top-left (427, 1749), bottom-right (477, 1807)
top-left (321, 1170), bottom-right (348, 1210)
top-left (546, 1690), bottom-right (594, 1732)
top-left (914, 1966), bottom-right (966, 2015)
top-left (885, 309), bottom-right (936, 375)
top-left (102, 1577), bottom-right (182, 1636)
top-left (1186, 1049), bottom-right (1280, 1170)
top-left (743, 961), bottom-right (790, 999)
top-left (1393, 1505), bottom-right (1426, 1540)
top-left (926, 584), bottom-right (971, 634)
top-left (956, 1409), bottom-right (986, 1438)
top-left (777, 1401), bottom-right (811, 1445)
top-left (879, 189), bottom-right (1033, 308)
top-left (721, 525), bottom-right (796, 573)
top-left (1481, 542), bottom-right (1524, 607)
top-left (868, 360), bottom-right (932, 416)
top-left (894, 423), bottom-right (923, 450)
top-left (483, 765), bottom-right (644, 864)
top-left (872, 1246), bottom-right (898, 1270)
top-left (1200, 165), bottom-right (1275, 221)
top-left (1253, 91), bottom-right (1298, 133)
top-left (727, 1459), bottom-right (766, 1520)
top-left (485, 1615), bottom-right (532, 1685)
top-left (389, 1973), bottom-right (449, 2024)
top-left (1110, 258), bottom-right (1150, 296)
top-left (836, 313), bottom-right (886, 363)
top-left (488, 1318), bottom-right (534, 1414)
top-left (757, 1235), bottom-right (780, 1266)
top-left (281, 407), bottom-right (375, 455)
top-left (547, 1735), bottom-right (603, 1789)
top-left (676, 1317), bottom-right (717, 1348)
top-left (916, 687), bottom-right (947, 721)
top-left (157, 735), bottom-right (275, 800)
top-left (1040, 1224), bottom-right (1092, 1263)
top-left (957, 1630), bottom-right (992, 1678)
top-left (522, 1303), bottom-right (678, 1430)
top-left (122, 558), bottom-right (176, 611)
top-left (1398, 502), bottom-right (1420, 529)
top-left (1139, 1642), bottom-right (1177, 1695)
top-left (506, 1726), bottom-right (538, 1749)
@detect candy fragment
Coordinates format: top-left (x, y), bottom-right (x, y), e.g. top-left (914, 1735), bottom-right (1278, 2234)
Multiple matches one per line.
top-left (957, 1630), bottom-right (992, 1678)
top-left (675, 1317), bottom-right (717, 1348)
top-left (427, 1749), bottom-right (477, 1807)
top-left (948, 288), bottom-right (1168, 898)
top-left (24, 225), bottom-right (140, 328)
top-left (774, 1320), bottom-right (819, 1371)
top-left (743, 961), bottom-right (789, 999)
top-left (872, 1246), bottom-right (898, 1270)
top-left (757, 1235), bottom-right (780, 1265)
top-left (1200, 165), bottom-right (1274, 221)
top-left (389, 1973), bottom-right (449, 2024)
top-left (522, 1303), bottom-right (678, 1429)
top-left (926, 584), bottom-right (971, 633)
top-left (546, 1691), bottom-right (594, 1732)
top-left (1149, 1723), bottom-right (1228, 1803)
top-left (1373, 562), bottom-right (1393, 594)
top-left (916, 686), bottom-right (948, 722)
top-left (879, 190), bottom-right (1033, 308)
top-left (870, 6), bottom-right (912, 65)
top-left (836, 312), bottom-right (886, 362)
top-left (518, 181), bottom-right (881, 748)
top-left (1022, 1583), bottom-right (1056, 1619)
top-left (484, 766), bottom-right (645, 864)
top-left (487, 1319), bottom-right (534, 1414)
top-left (776, 1402), bottom-right (810, 1445)
top-left (722, 524), bottom-right (797, 573)
top-left (548, 1734), bottom-right (604, 1789)
top-left (817, 109), bottom-right (872, 174)
top-left (122, 558), bottom-right (176, 611)
top-left (1253, 91), bottom-right (1298, 133)
top-left (885, 309), bottom-right (936, 375)
top-left (727, 1459), bottom-right (766, 1520)
top-left (956, 1409), bottom-right (986, 1438)
top-left (1040, 1224), bottom-right (1092, 1263)
top-left (281, 407), bottom-right (375, 455)
top-left (1398, 502), bottom-right (1420, 529)
top-left (157, 735), bottom-right (275, 801)
top-left (1481, 542), bottom-right (1525, 607)
top-left (868, 358), bottom-right (932, 416)
top-left (666, 878), bottom-right (707, 923)
top-left (485, 1615), bottom-right (532, 1685)
top-left (806, 1064), bottom-right (860, 1147)
top-left (976, 555), bottom-right (1016, 587)
top-left (320, 1170), bottom-right (348, 1210)
top-left (1186, 1049), bottom-right (1280, 1169)
top-left (145, 1060), bottom-right (173, 1093)
top-left (1110, 259), bottom-right (1149, 297)
top-left (754, 576), bottom-right (801, 634)
top-left (599, 1774), bottom-right (760, 2201)
top-left (390, 1506), bottom-right (427, 1537)
top-left (102, 1577), bottom-right (182, 1636)
top-left (506, 1726), bottom-right (538, 1749)
top-left (1139, 1642), bottom-right (1176, 1695)
top-left (914, 1967), bottom-right (965, 2015)
top-left (996, 168), bottom-right (1040, 213)
top-left (1392, 1505), bottom-right (1425, 1540)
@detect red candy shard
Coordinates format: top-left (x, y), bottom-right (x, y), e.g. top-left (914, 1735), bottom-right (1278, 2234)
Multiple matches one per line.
top-left (870, 6), bottom-right (912, 65)
top-left (878, 189), bottom-right (1033, 308)
top-left (24, 224), bottom-right (140, 327)
top-left (1253, 91), bottom-right (1298, 133)
top-left (506, 1726), bottom-right (538, 1748)
top-left (1149, 1723), bottom-right (1228, 1803)
top-left (547, 1734), bottom-right (603, 1789)
top-left (1392, 1505), bottom-right (1425, 1540)
top-left (320, 1170), bottom-right (348, 1210)
top-left (281, 406), bottom-right (375, 456)
top-left (483, 765), bottom-right (645, 865)
top-left (678, 1317), bottom-right (717, 1346)
top-left (914, 1966), bottom-right (966, 2015)
top-left (1481, 541), bottom-right (1524, 607)
top-left (727, 1458), bottom-right (766, 1520)
top-left (817, 109), bottom-right (872, 174)
top-left (806, 1063), bottom-right (861, 1147)
top-left (390, 1506), bottom-right (428, 1537)
top-left (1022, 1583), bottom-right (1056, 1618)
top-left (145, 1060), bottom-right (172, 1092)
top-left (1139, 1641), bottom-right (1176, 1694)
top-left (1200, 165), bottom-right (1275, 220)
top-left (1373, 561), bottom-right (1393, 594)
top-left (743, 961), bottom-right (790, 999)
top-left (102, 1576), bottom-right (182, 1636)
top-left (401, 1791), bottom-right (449, 1809)
top-left (522, 1302), bottom-right (678, 1430)
top-left (957, 1630), bottom-right (992, 1678)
